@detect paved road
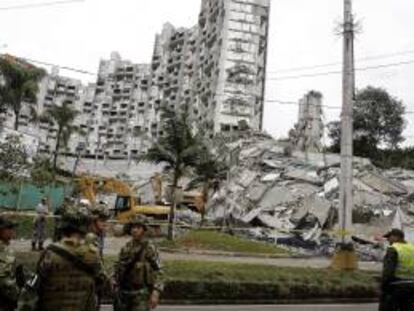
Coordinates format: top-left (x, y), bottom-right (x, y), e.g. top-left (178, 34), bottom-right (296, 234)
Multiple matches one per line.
top-left (101, 304), bottom-right (378, 311)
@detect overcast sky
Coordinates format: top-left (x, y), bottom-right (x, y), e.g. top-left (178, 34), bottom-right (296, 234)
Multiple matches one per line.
top-left (1, 0), bottom-right (413, 145)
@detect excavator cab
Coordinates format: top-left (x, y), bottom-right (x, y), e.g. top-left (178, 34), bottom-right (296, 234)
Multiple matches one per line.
top-left (114, 195), bottom-right (132, 215)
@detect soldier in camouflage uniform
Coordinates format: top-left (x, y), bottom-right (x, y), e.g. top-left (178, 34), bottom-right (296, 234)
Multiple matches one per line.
top-left (0, 216), bottom-right (20, 311)
top-left (35, 206), bottom-right (104, 311)
top-left (114, 215), bottom-right (163, 311)
top-left (87, 203), bottom-right (111, 309)
top-left (88, 203), bottom-right (110, 258)
top-left (53, 196), bottom-right (74, 242)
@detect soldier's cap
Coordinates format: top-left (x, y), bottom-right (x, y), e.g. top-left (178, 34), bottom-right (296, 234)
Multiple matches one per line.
top-left (0, 216), bottom-right (18, 230)
top-left (124, 215), bottom-right (149, 234)
top-left (383, 228), bottom-right (405, 239)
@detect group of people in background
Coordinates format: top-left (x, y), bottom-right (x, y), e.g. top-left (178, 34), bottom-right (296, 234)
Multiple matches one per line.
top-left (0, 198), bottom-right (163, 311)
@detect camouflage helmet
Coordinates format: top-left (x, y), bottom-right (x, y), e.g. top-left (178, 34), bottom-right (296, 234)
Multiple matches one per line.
top-left (60, 205), bottom-right (92, 235)
top-left (63, 196), bottom-right (75, 206)
top-left (90, 203), bottom-right (110, 221)
top-left (124, 214), bottom-right (149, 234)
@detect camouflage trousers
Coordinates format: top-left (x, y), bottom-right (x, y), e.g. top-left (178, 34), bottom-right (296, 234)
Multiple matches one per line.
top-left (114, 288), bottom-right (151, 311)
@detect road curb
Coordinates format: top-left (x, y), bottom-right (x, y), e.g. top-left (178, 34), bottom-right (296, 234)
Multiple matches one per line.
top-left (104, 298), bottom-right (379, 306)
top-left (159, 247), bottom-right (308, 259)
top-left (102, 298), bottom-right (379, 305)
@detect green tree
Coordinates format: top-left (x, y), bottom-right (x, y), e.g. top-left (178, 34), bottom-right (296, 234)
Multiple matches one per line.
top-left (30, 155), bottom-right (55, 186)
top-left (0, 134), bottom-right (29, 182)
top-left (328, 86), bottom-right (406, 157)
top-left (0, 58), bottom-right (45, 130)
top-left (42, 102), bottom-right (79, 171)
top-left (141, 107), bottom-right (200, 240)
top-left (186, 146), bottom-right (227, 226)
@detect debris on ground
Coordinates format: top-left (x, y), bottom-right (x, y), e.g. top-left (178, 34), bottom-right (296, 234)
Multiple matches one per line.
top-left (200, 130), bottom-right (414, 260)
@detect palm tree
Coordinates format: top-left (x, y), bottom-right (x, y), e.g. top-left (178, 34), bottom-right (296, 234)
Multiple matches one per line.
top-left (42, 101), bottom-right (79, 171)
top-left (187, 146), bottom-right (227, 226)
top-left (141, 107), bottom-right (200, 240)
top-left (0, 58), bottom-right (45, 130)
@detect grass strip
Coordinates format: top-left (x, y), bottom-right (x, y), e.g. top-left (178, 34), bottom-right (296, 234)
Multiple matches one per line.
top-left (160, 230), bottom-right (289, 255)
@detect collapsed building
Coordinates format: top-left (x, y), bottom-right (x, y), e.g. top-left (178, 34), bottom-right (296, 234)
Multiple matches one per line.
top-left (204, 130), bottom-right (414, 259)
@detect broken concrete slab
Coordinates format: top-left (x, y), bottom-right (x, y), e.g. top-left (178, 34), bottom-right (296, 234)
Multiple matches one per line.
top-left (324, 178), bottom-right (339, 197)
top-left (288, 183), bottom-right (319, 197)
top-left (353, 177), bottom-right (376, 192)
top-left (245, 182), bottom-right (269, 202)
top-left (257, 213), bottom-right (284, 229)
top-left (261, 159), bottom-right (284, 170)
top-left (241, 207), bottom-right (264, 223)
top-left (236, 170), bottom-right (257, 188)
top-left (258, 186), bottom-right (295, 209)
top-left (239, 146), bottom-right (263, 159)
top-left (305, 195), bottom-right (332, 227)
top-left (285, 168), bottom-right (323, 185)
top-left (359, 171), bottom-right (408, 195)
top-left (401, 180), bottom-right (414, 194)
top-left (354, 190), bottom-right (390, 207)
top-left (266, 145), bottom-right (286, 155)
top-left (301, 223), bottom-right (322, 241)
top-left (261, 173), bottom-right (281, 182)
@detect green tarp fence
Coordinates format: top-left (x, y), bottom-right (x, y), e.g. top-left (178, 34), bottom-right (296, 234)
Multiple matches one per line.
top-left (0, 183), bottom-right (72, 211)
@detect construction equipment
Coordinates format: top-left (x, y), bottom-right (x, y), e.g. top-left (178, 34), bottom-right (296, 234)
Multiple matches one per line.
top-left (75, 174), bottom-right (206, 230)
top-left (75, 175), bottom-right (170, 226)
top-left (149, 173), bottom-right (205, 213)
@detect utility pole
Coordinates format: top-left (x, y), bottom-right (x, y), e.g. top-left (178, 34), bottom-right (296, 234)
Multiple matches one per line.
top-left (333, 0), bottom-right (358, 270)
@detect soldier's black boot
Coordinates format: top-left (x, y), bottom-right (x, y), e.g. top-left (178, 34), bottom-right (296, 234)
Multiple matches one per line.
top-left (38, 242), bottom-right (44, 251)
top-left (31, 241), bottom-right (36, 251)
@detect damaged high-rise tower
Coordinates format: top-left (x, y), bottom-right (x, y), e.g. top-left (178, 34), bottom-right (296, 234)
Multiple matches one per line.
top-left (149, 0), bottom-right (271, 138)
top-left (290, 91), bottom-right (324, 153)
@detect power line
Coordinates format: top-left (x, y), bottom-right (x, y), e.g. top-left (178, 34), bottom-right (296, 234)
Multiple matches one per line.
top-left (267, 49), bottom-right (414, 74)
top-left (21, 57), bottom-right (96, 75)
top-left (265, 99), bottom-right (342, 110)
top-left (266, 98), bottom-right (414, 114)
top-left (0, 0), bottom-right (84, 11)
top-left (6, 51), bottom-right (414, 81)
top-left (267, 59), bottom-right (414, 81)
top-left (212, 93), bottom-right (414, 115)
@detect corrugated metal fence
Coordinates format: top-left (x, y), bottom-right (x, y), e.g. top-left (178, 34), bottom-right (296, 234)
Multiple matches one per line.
top-left (0, 183), bottom-right (72, 211)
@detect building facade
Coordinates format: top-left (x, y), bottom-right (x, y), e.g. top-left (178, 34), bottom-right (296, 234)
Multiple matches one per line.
top-left (1, 0), bottom-right (271, 159)
top-left (147, 0), bottom-right (271, 138)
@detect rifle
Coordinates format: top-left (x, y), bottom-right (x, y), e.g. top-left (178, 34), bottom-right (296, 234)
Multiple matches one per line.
top-left (16, 272), bottom-right (40, 311)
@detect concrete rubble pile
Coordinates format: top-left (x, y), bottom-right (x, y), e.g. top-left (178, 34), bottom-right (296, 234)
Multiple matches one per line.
top-left (205, 131), bottom-right (414, 259)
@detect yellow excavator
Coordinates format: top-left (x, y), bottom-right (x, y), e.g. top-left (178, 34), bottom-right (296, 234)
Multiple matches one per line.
top-left (75, 175), bottom-right (170, 225)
